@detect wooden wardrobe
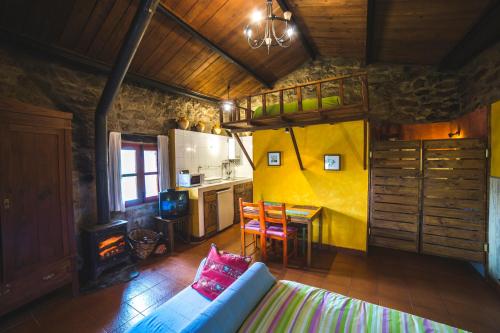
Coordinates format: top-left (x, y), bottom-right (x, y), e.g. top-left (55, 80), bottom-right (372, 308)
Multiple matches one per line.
top-left (0, 99), bottom-right (78, 315)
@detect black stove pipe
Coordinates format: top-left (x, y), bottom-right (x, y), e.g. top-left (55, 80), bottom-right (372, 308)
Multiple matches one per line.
top-left (95, 0), bottom-right (159, 224)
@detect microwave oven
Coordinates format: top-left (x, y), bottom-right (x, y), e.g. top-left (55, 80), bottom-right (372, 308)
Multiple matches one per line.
top-left (178, 173), bottom-right (203, 187)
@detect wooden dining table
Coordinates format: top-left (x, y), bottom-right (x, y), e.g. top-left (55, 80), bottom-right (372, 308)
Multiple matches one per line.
top-left (246, 202), bottom-right (323, 267)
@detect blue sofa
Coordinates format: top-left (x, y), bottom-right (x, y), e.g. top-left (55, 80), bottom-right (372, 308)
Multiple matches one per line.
top-left (127, 260), bottom-right (276, 333)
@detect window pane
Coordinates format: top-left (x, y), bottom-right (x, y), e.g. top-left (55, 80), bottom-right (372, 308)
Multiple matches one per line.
top-left (145, 174), bottom-right (158, 198)
top-left (144, 150), bottom-right (158, 173)
top-left (121, 176), bottom-right (138, 201)
top-left (121, 149), bottom-right (136, 175)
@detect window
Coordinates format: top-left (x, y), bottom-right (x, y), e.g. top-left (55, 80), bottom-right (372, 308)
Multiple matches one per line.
top-left (121, 142), bottom-right (158, 207)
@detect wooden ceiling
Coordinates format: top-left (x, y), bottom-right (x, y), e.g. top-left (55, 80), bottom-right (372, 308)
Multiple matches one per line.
top-left (372, 0), bottom-right (493, 64)
top-left (0, 0), bottom-right (496, 100)
top-left (284, 0), bottom-right (368, 59)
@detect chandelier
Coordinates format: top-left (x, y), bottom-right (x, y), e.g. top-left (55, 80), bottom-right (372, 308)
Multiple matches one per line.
top-left (244, 0), bottom-right (295, 53)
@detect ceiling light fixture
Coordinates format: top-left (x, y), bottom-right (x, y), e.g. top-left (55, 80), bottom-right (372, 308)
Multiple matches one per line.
top-left (220, 83), bottom-right (234, 114)
top-left (244, 0), bottom-right (294, 53)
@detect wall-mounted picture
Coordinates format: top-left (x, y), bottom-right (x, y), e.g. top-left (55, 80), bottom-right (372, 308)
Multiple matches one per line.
top-left (324, 154), bottom-right (341, 171)
top-left (267, 151), bottom-right (281, 166)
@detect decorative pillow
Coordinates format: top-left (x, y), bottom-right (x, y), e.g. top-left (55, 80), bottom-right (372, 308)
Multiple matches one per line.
top-left (192, 243), bottom-right (251, 300)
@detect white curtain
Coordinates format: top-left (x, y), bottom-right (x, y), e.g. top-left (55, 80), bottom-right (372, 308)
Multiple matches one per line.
top-left (108, 132), bottom-right (125, 212)
top-left (158, 135), bottom-right (170, 191)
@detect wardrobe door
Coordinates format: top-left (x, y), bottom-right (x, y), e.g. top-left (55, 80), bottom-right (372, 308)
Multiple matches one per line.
top-left (0, 124), bottom-right (70, 282)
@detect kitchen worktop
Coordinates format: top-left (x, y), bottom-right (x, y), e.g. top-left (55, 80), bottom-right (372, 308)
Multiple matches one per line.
top-left (178, 178), bottom-right (253, 238)
top-left (179, 178), bottom-right (252, 192)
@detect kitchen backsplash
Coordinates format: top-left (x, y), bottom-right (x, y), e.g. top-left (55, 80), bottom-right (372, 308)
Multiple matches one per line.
top-left (174, 129), bottom-right (253, 183)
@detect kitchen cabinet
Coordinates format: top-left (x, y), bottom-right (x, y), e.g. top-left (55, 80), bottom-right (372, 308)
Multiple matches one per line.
top-left (203, 190), bottom-right (218, 237)
top-left (233, 181), bottom-right (253, 223)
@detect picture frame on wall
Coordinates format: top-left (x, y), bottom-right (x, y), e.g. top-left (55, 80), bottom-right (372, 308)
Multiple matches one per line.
top-left (267, 151), bottom-right (281, 166)
top-left (324, 154), bottom-right (341, 171)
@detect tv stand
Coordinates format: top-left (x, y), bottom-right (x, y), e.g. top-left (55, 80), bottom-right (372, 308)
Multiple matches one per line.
top-left (154, 216), bottom-right (191, 253)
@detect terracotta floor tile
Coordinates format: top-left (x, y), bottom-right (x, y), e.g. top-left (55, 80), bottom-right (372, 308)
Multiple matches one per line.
top-left (378, 295), bottom-right (413, 314)
top-left (109, 313), bottom-right (145, 333)
top-left (348, 289), bottom-right (379, 305)
top-left (350, 274), bottom-right (378, 293)
top-left (87, 302), bottom-right (141, 333)
top-left (3, 224), bottom-right (499, 333)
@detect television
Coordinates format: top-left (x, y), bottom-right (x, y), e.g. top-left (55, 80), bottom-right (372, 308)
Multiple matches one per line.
top-left (159, 189), bottom-right (189, 219)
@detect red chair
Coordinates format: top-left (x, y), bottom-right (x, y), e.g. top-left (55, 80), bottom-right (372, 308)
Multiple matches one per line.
top-left (239, 198), bottom-right (266, 258)
top-left (262, 202), bottom-right (298, 266)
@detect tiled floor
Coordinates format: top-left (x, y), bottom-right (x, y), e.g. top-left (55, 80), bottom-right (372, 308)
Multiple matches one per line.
top-left (1, 225), bottom-right (500, 333)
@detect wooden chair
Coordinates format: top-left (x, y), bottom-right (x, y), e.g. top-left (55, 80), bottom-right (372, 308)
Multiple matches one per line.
top-left (239, 198), bottom-right (266, 258)
top-left (261, 202), bottom-right (298, 266)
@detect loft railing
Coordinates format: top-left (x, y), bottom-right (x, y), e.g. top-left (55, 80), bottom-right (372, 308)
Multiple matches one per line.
top-left (220, 72), bottom-right (369, 124)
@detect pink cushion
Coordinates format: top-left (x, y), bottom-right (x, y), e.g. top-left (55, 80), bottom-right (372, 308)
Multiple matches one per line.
top-left (266, 224), bottom-right (297, 237)
top-left (192, 244), bottom-right (251, 300)
top-left (243, 220), bottom-right (261, 231)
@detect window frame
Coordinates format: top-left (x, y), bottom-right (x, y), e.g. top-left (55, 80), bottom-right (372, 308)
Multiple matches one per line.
top-left (121, 141), bottom-right (159, 207)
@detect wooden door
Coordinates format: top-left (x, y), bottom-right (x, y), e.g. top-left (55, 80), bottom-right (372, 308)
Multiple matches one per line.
top-left (203, 190), bottom-right (218, 237)
top-left (421, 139), bottom-right (487, 262)
top-left (369, 141), bottom-right (421, 252)
top-left (0, 124), bottom-right (70, 282)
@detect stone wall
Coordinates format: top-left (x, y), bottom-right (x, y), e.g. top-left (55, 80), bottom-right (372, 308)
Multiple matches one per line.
top-left (459, 41), bottom-right (500, 113)
top-left (271, 57), bottom-right (460, 123)
top-left (0, 44), bottom-right (220, 230)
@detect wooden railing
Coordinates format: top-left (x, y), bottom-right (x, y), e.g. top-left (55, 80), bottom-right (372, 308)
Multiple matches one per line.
top-left (220, 72), bottom-right (369, 124)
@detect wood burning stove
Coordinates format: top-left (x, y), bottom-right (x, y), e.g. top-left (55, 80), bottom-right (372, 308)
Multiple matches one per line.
top-left (81, 220), bottom-right (129, 281)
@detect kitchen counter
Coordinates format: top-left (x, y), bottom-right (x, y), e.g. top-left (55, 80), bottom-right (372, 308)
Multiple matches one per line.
top-left (180, 178), bottom-right (253, 191)
top-left (178, 178), bottom-right (253, 238)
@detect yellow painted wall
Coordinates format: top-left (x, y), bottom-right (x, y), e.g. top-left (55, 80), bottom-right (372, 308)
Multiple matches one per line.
top-left (253, 121), bottom-right (369, 251)
top-left (492, 101), bottom-right (500, 177)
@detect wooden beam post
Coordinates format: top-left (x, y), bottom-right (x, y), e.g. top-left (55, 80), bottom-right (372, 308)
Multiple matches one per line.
top-left (233, 133), bottom-right (256, 171)
top-left (316, 83), bottom-right (322, 109)
top-left (288, 128), bottom-right (304, 170)
top-left (363, 119), bottom-right (368, 170)
top-left (262, 94), bottom-right (267, 116)
top-left (246, 96), bottom-right (251, 122)
top-left (296, 87), bottom-right (303, 111)
top-left (279, 90), bottom-right (284, 114)
top-left (339, 79), bottom-right (344, 106)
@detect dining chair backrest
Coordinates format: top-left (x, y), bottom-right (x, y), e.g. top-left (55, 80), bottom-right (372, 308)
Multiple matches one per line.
top-left (239, 198), bottom-right (265, 229)
top-left (262, 202), bottom-right (289, 233)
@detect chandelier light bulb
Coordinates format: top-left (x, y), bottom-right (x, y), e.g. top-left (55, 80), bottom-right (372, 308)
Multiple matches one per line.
top-left (244, 1), bottom-right (295, 51)
top-left (244, 27), bottom-right (252, 38)
top-left (251, 10), bottom-right (262, 23)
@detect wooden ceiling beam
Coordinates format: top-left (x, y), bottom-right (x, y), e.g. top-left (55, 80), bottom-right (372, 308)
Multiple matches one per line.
top-left (275, 0), bottom-right (318, 60)
top-left (439, 0), bottom-right (500, 70)
top-left (0, 28), bottom-right (220, 104)
top-left (364, 0), bottom-right (375, 65)
top-left (156, 3), bottom-right (273, 89)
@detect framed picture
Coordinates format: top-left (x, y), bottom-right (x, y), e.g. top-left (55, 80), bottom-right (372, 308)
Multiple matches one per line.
top-left (267, 151), bottom-right (281, 166)
top-left (324, 154), bottom-right (341, 171)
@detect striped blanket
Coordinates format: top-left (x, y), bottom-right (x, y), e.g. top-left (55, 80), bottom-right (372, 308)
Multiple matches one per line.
top-left (239, 280), bottom-right (467, 333)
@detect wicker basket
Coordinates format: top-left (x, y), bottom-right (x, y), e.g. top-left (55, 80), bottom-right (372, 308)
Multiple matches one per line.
top-left (128, 228), bottom-right (161, 260)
